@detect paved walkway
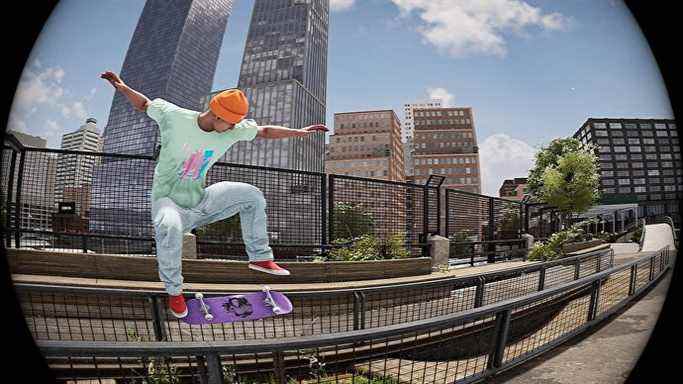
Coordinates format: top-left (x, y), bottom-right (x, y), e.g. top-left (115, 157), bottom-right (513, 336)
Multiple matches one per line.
top-left (487, 260), bottom-right (673, 384)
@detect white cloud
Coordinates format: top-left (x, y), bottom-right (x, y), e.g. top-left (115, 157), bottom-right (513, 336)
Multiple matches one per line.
top-left (390, 0), bottom-right (569, 57)
top-left (45, 120), bottom-right (62, 138)
top-left (478, 133), bottom-right (537, 196)
top-left (426, 87), bottom-right (455, 106)
top-left (7, 114), bottom-right (27, 133)
top-left (61, 101), bottom-right (88, 120)
top-left (331, 0), bottom-right (355, 11)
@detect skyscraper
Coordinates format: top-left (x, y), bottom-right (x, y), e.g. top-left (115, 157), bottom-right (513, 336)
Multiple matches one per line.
top-left (55, 118), bottom-right (103, 218)
top-left (90, 0), bottom-right (233, 246)
top-left (231, 0), bottom-right (329, 173)
top-left (573, 118), bottom-right (680, 220)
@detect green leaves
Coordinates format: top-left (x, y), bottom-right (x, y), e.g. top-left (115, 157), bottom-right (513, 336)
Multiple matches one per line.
top-left (528, 137), bottom-right (600, 215)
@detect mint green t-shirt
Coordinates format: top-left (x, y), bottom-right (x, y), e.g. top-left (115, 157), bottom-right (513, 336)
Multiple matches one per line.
top-left (147, 98), bottom-right (258, 209)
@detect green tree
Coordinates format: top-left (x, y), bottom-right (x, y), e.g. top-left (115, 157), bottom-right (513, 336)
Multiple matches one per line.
top-left (527, 137), bottom-right (600, 227)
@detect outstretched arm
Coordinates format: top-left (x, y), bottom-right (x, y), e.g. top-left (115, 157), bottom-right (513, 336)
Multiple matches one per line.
top-left (100, 71), bottom-right (151, 112)
top-left (257, 124), bottom-right (328, 139)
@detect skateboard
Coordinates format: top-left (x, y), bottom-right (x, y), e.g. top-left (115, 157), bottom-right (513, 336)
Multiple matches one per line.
top-left (180, 286), bottom-right (293, 325)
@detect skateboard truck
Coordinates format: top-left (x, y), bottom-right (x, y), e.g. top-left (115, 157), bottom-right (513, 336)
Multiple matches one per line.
top-left (195, 293), bottom-right (214, 321)
top-left (261, 285), bottom-right (283, 315)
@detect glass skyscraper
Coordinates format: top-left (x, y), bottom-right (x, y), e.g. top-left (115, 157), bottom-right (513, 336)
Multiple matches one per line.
top-left (226, 0), bottom-right (329, 173)
top-left (90, 0), bottom-right (233, 247)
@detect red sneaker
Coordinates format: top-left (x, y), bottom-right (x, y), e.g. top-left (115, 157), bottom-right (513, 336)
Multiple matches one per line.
top-left (248, 260), bottom-right (291, 276)
top-left (168, 294), bottom-right (188, 318)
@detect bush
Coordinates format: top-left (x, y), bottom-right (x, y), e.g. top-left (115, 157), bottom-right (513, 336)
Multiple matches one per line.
top-left (528, 218), bottom-right (597, 261)
top-left (325, 233), bottom-right (410, 262)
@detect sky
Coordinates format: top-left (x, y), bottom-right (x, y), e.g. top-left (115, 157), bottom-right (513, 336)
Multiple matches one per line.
top-left (7, 0), bottom-right (674, 195)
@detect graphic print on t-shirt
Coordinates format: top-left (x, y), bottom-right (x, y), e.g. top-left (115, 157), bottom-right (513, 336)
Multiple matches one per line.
top-left (178, 144), bottom-right (214, 181)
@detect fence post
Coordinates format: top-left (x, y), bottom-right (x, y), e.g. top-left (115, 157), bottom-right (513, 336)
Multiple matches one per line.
top-left (537, 266), bottom-right (546, 291)
top-left (4, 149), bottom-right (17, 248)
top-left (352, 292), bottom-right (360, 331)
top-left (488, 197), bottom-right (495, 263)
top-left (205, 352), bottom-right (224, 384)
top-left (587, 279), bottom-right (601, 322)
top-left (596, 253), bottom-right (601, 273)
top-left (436, 186), bottom-right (442, 237)
top-left (574, 259), bottom-right (581, 280)
top-left (14, 149), bottom-right (26, 248)
top-left (445, 190), bottom-right (450, 238)
top-left (487, 309), bottom-right (512, 370)
top-left (149, 296), bottom-right (167, 341)
top-left (524, 204), bottom-right (530, 234)
top-left (321, 173), bottom-right (327, 249)
top-left (649, 256), bottom-right (655, 281)
top-left (629, 264), bottom-right (637, 295)
top-left (359, 292), bottom-right (366, 329)
top-left (328, 175), bottom-right (334, 244)
top-left (273, 351), bottom-right (287, 384)
top-left (474, 276), bottom-right (485, 307)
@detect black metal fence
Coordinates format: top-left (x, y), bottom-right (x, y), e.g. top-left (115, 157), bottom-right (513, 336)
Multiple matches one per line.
top-left (36, 248), bottom-right (673, 383)
top-left (0, 146), bottom-right (482, 261)
top-left (16, 248), bottom-right (613, 344)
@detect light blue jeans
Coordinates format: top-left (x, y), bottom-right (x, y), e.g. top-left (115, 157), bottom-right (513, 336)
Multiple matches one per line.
top-left (151, 181), bottom-right (274, 295)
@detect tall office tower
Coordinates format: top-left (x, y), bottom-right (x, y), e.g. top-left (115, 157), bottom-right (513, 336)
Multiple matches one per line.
top-left (326, 110), bottom-right (405, 182)
top-left (55, 118), bottom-right (103, 219)
top-left (5, 131), bottom-right (56, 232)
top-left (326, 110), bottom-right (406, 242)
top-left (402, 99), bottom-right (443, 143)
top-left (91, 0), bottom-right (233, 248)
top-left (573, 118), bottom-right (680, 219)
top-left (412, 107), bottom-right (481, 194)
top-left (234, 0), bottom-right (329, 173)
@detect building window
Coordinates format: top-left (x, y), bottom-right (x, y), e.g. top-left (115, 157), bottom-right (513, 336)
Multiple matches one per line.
top-left (595, 130), bottom-right (608, 137)
top-left (648, 169), bottom-right (660, 176)
top-left (634, 186), bottom-right (646, 193)
top-left (609, 123), bottom-right (622, 129)
top-left (593, 122), bottom-right (607, 128)
top-left (614, 146), bottom-right (626, 153)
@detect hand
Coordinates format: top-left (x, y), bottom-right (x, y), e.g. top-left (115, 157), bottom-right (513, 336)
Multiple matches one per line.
top-left (302, 124), bottom-right (329, 134)
top-left (100, 71), bottom-right (126, 90)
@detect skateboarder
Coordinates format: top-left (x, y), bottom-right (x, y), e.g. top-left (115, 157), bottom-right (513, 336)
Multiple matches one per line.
top-left (101, 71), bottom-right (328, 318)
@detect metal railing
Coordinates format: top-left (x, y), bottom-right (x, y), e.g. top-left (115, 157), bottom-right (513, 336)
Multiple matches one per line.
top-left (16, 248), bottom-right (613, 344)
top-left (2, 144), bottom-right (522, 264)
top-left (36, 248), bottom-right (673, 383)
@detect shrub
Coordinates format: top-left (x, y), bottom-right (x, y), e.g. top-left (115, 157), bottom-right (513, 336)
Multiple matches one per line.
top-left (528, 218), bottom-right (597, 261)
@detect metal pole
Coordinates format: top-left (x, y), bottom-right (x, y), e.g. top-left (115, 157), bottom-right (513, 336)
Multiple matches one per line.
top-left (538, 267), bottom-right (546, 291)
top-left (587, 279), bottom-right (601, 322)
top-left (487, 309), bottom-right (512, 370)
top-left (328, 175), bottom-right (335, 244)
top-left (475, 277), bottom-right (485, 307)
top-left (5, 150), bottom-right (17, 248)
top-left (14, 149), bottom-right (26, 248)
top-left (445, 190), bottom-right (450, 237)
top-left (206, 352), bottom-right (224, 384)
top-left (321, 173), bottom-right (327, 250)
top-left (488, 198), bottom-right (495, 263)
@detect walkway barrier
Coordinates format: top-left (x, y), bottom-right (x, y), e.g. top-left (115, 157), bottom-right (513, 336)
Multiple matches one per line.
top-left (16, 248), bottom-right (613, 343)
top-left (36, 248), bottom-right (673, 383)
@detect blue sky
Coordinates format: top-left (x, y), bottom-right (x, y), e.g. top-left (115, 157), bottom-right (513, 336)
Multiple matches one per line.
top-left (8, 0), bottom-right (674, 195)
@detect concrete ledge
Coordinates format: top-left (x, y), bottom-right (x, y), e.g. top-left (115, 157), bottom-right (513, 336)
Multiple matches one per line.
top-left (6, 249), bottom-right (432, 284)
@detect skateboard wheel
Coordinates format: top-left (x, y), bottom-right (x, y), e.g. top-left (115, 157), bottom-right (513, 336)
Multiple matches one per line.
top-left (195, 293), bottom-right (203, 299)
top-left (205, 314), bottom-right (214, 321)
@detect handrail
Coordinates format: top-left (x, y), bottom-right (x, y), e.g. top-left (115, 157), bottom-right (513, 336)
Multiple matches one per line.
top-left (36, 248), bottom-right (671, 356)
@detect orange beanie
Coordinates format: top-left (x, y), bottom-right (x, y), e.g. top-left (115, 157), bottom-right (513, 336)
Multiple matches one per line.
top-left (209, 89), bottom-right (249, 124)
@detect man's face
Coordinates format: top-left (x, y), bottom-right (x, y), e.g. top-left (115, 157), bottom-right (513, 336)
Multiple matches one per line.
top-left (212, 116), bottom-right (236, 133)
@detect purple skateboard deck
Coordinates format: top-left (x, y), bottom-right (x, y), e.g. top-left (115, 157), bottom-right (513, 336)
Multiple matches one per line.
top-left (181, 289), bottom-right (293, 325)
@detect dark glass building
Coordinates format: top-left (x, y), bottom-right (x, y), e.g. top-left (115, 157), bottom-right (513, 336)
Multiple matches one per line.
top-left (90, 0), bottom-right (233, 247)
top-left (573, 118), bottom-right (681, 221)
top-left (229, 0), bottom-right (329, 173)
